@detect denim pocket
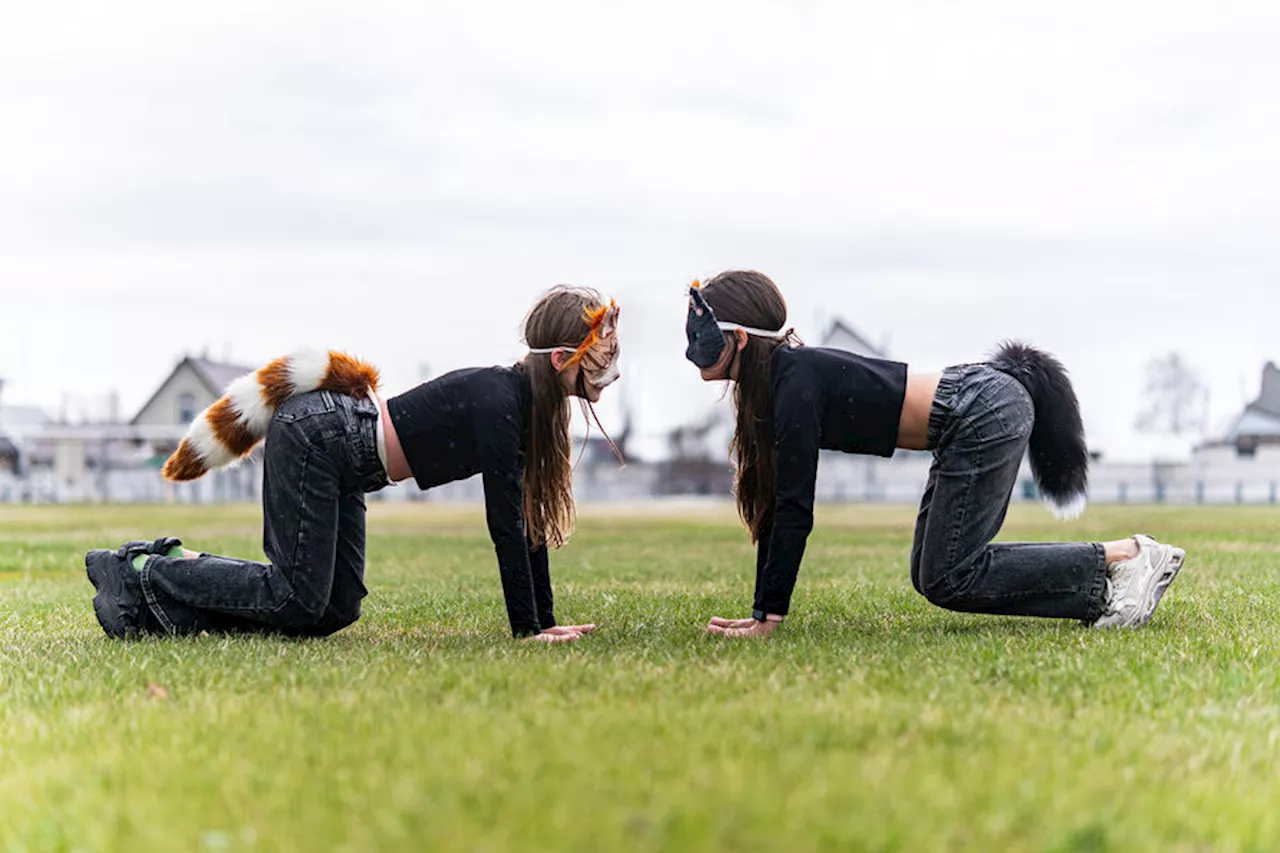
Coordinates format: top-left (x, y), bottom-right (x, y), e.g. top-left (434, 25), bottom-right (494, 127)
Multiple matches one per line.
top-left (956, 371), bottom-right (1033, 448)
top-left (938, 368), bottom-right (1013, 449)
top-left (976, 372), bottom-right (1033, 439)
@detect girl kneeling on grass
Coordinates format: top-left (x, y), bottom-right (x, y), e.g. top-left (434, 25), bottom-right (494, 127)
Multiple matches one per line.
top-left (86, 287), bottom-right (621, 644)
top-left (684, 270), bottom-right (1186, 638)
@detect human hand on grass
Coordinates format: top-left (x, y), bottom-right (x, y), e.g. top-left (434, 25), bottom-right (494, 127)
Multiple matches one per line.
top-left (525, 624), bottom-right (598, 644)
top-left (706, 616), bottom-right (781, 638)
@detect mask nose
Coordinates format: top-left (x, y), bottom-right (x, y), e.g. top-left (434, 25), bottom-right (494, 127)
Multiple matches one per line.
top-left (587, 360), bottom-right (621, 389)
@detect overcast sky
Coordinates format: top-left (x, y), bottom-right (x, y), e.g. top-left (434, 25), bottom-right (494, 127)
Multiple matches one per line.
top-left (1, 1), bottom-right (1277, 461)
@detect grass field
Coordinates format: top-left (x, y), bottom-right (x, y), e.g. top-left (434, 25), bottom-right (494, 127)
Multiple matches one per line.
top-left (3, 501), bottom-right (1280, 852)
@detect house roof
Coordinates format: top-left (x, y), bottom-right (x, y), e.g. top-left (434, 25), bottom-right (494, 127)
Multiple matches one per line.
top-left (1228, 408), bottom-right (1280, 440)
top-left (187, 358), bottom-right (254, 394)
top-left (1221, 364), bottom-right (1280, 443)
top-left (820, 318), bottom-right (885, 358)
top-left (0, 404), bottom-right (52, 440)
top-left (131, 356), bottom-right (254, 424)
top-left (0, 404), bottom-right (51, 428)
top-left (1247, 362), bottom-right (1280, 419)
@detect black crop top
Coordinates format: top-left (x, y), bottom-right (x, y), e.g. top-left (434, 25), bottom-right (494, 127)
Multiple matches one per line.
top-left (386, 365), bottom-right (554, 638)
top-left (754, 346), bottom-right (909, 617)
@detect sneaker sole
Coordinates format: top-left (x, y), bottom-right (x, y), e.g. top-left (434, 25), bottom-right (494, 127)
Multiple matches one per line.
top-left (1142, 547), bottom-right (1186, 623)
top-left (1113, 545), bottom-right (1186, 628)
top-left (85, 550), bottom-right (137, 639)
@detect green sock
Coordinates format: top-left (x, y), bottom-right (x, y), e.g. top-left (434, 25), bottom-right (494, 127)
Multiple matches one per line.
top-left (131, 544), bottom-right (187, 571)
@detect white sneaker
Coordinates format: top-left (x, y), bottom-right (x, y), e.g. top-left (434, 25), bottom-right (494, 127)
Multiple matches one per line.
top-left (1092, 534), bottom-right (1186, 629)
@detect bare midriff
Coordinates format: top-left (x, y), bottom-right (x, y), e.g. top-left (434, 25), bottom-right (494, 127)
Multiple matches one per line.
top-left (896, 371), bottom-right (941, 452)
top-left (378, 397), bottom-right (413, 483)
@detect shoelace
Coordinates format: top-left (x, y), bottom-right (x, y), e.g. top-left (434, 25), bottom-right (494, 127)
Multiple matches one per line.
top-left (1104, 548), bottom-right (1149, 614)
top-left (1102, 577), bottom-right (1119, 614)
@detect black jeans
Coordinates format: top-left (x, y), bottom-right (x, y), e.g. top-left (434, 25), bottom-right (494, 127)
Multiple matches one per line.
top-left (138, 391), bottom-right (390, 636)
top-left (910, 365), bottom-right (1108, 622)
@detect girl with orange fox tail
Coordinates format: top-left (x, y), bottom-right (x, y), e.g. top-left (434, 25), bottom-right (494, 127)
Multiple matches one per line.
top-left (85, 287), bottom-right (622, 643)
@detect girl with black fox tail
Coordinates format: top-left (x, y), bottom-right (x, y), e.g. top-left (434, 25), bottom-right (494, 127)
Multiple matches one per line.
top-left (685, 270), bottom-right (1186, 638)
top-left (86, 286), bottom-right (622, 644)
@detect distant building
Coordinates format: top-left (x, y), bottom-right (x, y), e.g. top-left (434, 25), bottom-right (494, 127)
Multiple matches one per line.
top-left (0, 356), bottom-right (260, 503)
top-left (658, 409), bottom-right (735, 497)
top-left (0, 433), bottom-right (17, 474)
top-left (128, 356), bottom-right (259, 502)
top-left (570, 405), bottom-right (660, 501)
top-left (133, 357), bottom-right (254, 428)
top-left (2, 379), bottom-right (13, 471)
top-left (0, 378), bottom-right (52, 483)
top-left (1221, 362), bottom-right (1280, 456)
top-left (0, 406), bottom-right (51, 471)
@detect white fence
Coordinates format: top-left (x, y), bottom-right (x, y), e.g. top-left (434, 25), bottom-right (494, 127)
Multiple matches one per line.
top-left (5, 444), bottom-right (1280, 506)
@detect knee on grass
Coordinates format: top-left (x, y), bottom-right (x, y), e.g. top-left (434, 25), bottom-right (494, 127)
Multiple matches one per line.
top-left (918, 582), bottom-right (972, 612)
top-left (915, 559), bottom-right (985, 613)
top-left (278, 600), bottom-right (362, 637)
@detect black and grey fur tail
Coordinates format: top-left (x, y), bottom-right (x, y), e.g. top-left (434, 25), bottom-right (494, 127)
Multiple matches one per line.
top-left (988, 341), bottom-right (1089, 520)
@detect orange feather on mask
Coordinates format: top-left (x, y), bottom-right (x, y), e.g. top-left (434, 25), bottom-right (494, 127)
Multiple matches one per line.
top-left (556, 300), bottom-right (619, 371)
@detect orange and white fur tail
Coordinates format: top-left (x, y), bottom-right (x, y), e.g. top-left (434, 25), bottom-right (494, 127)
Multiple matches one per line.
top-left (163, 350), bottom-right (380, 482)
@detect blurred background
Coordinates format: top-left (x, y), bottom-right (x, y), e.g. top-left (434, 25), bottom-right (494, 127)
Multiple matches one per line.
top-left (1, 1), bottom-right (1277, 505)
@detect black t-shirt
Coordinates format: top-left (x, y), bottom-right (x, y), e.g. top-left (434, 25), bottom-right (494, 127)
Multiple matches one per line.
top-left (754, 346), bottom-right (909, 616)
top-left (386, 365), bottom-right (553, 637)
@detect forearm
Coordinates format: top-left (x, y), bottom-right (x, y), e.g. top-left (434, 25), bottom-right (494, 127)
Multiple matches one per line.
top-left (753, 516), bottom-right (773, 602)
top-left (529, 541), bottom-right (555, 629)
top-left (494, 540), bottom-right (541, 637)
top-left (753, 510), bottom-right (813, 616)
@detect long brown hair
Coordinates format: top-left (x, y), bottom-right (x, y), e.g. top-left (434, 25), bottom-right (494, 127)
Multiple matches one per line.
top-left (701, 271), bottom-right (794, 543)
top-left (520, 286), bottom-right (607, 548)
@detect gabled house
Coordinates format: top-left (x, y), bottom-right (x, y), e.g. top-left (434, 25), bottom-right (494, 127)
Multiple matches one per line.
top-left (133, 357), bottom-right (253, 428)
top-left (1223, 362), bottom-right (1280, 456)
top-left (122, 356), bottom-right (260, 502)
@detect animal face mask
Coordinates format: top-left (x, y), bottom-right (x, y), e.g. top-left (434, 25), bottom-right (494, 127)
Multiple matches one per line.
top-left (579, 323), bottom-right (620, 389)
top-left (531, 300), bottom-right (622, 388)
top-left (684, 279), bottom-right (792, 370)
top-left (685, 283), bottom-right (727, 369)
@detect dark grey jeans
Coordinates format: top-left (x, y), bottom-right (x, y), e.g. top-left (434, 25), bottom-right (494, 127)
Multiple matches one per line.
top-left (138, 391), bottom-right (389, 636)
top-left (910, 365), bottom-right (1108, 622)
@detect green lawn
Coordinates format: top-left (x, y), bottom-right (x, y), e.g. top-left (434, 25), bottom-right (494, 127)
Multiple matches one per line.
top-left (2, 501), bottom-right (1280, 852)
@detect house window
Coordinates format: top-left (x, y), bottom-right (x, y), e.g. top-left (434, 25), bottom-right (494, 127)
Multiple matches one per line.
top-left (178, 393), bottom-right (197, 424)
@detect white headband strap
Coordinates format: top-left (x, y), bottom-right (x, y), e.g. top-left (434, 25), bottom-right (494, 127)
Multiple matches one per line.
top-left (528, 346), bottom-right (577, 354)
top-left (717, 321), bottom-right (789, 340)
